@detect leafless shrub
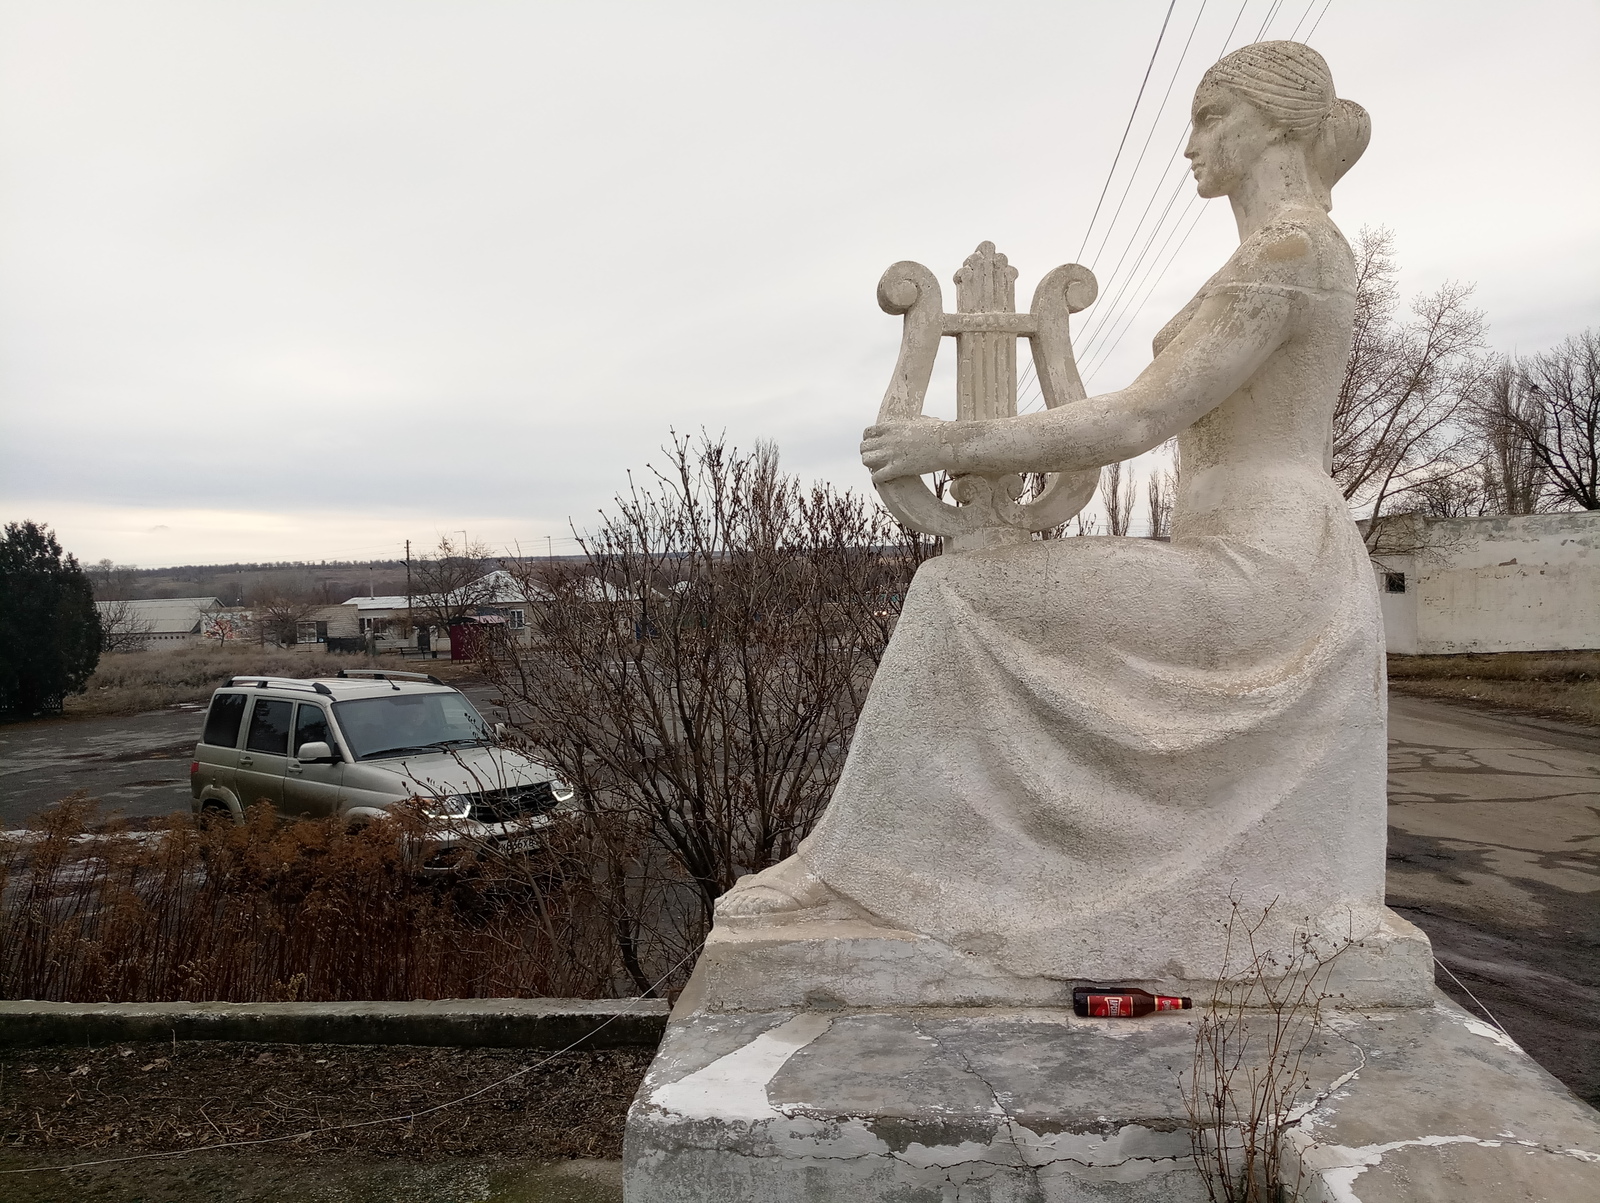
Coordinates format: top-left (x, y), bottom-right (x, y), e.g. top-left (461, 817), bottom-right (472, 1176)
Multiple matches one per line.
top-left (0, 798), bottom-right (614, 1002)
top-left (484, 433), bottom-right (924, 988)
top-left (1183, 901), bottom-right (1351, 1203)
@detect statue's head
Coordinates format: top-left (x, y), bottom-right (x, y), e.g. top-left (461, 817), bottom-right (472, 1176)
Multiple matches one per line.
top-left (1186, 41), bottom-right (1369, 210)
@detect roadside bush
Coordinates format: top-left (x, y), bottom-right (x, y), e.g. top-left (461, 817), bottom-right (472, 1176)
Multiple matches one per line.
top-left (0, 799), bottom-right (617, 1002)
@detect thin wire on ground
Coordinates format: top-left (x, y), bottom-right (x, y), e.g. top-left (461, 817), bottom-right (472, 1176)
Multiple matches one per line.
top-left (0, 941), bottom-right (704, 1178)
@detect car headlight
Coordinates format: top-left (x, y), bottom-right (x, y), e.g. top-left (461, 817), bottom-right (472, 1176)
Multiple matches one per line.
top-left (420, 794), bottom-right (472, 820)
top-left (549, 782), bottom-right (575, 804)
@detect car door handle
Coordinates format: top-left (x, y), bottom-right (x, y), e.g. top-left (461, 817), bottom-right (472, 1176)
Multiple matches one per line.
top-left (287, 763), bottom-right (304, 773)
top-left (239, 755), bottom-right (254, 766)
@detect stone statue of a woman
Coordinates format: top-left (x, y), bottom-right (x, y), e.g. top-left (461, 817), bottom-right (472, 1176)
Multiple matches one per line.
top-left (719, 43), bottom-right (1427, 994)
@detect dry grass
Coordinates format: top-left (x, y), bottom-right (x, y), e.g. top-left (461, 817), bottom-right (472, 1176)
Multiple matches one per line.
top-left (1388, 651), bottom-right (1600, 726)
top-left (0, 1040), bottom-right (651, 1160)
top-left (0, 799), bottom-right (617, 1003)
top-left (62, 645), bottom-right (479, 719)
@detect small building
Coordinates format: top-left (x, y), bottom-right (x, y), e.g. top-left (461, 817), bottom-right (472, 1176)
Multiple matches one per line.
top-left (96, 596), bottom-right (223, 649)
top-left (334, 571), bottom-right (548, 657)
top-left (1370, 511), bottom-right (1600, 654)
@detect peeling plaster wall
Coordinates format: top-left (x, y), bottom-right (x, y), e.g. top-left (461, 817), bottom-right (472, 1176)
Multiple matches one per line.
top-left (1372, 512), bottom-right (1600, 654)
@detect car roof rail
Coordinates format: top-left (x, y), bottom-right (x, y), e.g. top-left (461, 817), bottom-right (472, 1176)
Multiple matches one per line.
top-left (222, 676), bottom-right (334, 697)
top-left (335, 668), bottom-right (447, 687)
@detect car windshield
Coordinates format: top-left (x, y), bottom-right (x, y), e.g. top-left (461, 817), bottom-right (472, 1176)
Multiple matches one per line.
top-left (332, 692), bottom-right (492, 761)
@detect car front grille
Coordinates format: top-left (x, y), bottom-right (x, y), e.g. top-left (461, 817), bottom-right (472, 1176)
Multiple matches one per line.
top-left (465, 781), bottom-right (562, 824)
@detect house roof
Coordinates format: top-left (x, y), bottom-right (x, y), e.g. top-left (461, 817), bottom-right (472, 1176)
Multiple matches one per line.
top-left (97, 597), bottom-right (222, 635)
top-left (340, 571), bottom-right (550, 611)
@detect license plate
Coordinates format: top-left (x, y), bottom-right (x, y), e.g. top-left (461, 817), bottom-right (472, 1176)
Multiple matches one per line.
top-left (503, 836), bottom-right (542, 853)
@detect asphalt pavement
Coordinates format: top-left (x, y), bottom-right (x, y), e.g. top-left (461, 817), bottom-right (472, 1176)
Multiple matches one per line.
top-left (0, 684), bottom-right (507, 828)
top-left (1385, 693), bottom-right (1600, 1106)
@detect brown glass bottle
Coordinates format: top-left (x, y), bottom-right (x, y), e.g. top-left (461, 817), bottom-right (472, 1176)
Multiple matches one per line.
top-left (1072, 986), bottom-right (1192, 1018)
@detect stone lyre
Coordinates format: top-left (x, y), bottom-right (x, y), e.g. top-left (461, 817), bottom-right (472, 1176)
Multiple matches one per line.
top-left (874, 242), bottom-right (1101, 550)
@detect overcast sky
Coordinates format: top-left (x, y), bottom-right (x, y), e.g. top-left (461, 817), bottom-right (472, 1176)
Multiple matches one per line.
top-left (3, 0), bottom-right (1596, 568)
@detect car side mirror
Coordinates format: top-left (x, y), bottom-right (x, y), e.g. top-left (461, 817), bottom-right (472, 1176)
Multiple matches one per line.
top-left (296, 741), bottom-right (337, 763)
top-left (494, 722), bottom-right (507, 738)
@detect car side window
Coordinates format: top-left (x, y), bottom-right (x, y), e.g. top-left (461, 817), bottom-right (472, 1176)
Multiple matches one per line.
top-left (245, 699), bottom-right (293, 756)
top-left (294, 703), bottom-right (333, 757)
top-left (202, 693), bottom-right (248, 748)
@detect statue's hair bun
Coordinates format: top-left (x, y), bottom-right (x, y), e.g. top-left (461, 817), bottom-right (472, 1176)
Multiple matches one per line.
top-left (1314, 96), bottom-right (1371, 190)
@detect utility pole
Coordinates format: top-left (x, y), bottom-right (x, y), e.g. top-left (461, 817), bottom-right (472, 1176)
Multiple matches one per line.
top-left (405, 539), bottom-right (413, 650)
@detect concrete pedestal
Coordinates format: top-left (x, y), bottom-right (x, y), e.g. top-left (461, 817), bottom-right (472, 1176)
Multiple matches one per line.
top-left (623, 993), bottom-right (1600, 1201)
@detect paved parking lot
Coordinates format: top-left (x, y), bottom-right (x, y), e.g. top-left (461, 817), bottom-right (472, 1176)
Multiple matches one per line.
top-left (0, 684), bottom-right (507, 828)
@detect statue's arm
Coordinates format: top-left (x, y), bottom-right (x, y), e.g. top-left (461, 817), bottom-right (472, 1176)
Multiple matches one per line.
top-left (863, 283), bottom-right (1294, 482)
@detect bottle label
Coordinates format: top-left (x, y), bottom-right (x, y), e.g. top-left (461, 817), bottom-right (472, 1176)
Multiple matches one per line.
top-left (1156, 997), bottom-right (1183, 1011)
top-left (1087, 995), bottom-right (1132, 1017)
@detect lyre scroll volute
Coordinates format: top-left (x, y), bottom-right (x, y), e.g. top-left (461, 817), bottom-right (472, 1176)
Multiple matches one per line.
top-left (873, 242), bottom-right (1100, 548)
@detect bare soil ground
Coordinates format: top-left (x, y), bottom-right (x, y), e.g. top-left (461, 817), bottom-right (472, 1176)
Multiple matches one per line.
top-left (1388, 650), bottom-right (1600, 727)
top-left (0, 1041), bottom-right (650, 1201)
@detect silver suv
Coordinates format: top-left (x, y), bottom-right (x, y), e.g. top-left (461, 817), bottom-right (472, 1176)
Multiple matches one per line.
top-left (190, 669), bottom-right (572, 856)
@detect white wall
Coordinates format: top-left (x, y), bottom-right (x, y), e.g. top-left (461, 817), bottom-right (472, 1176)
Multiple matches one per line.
top-left (1374, 512), bottom-right (1600, 655)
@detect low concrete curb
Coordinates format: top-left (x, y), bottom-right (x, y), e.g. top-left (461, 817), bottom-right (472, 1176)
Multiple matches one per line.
top-left (0, 998), bottom-right (669, 1050)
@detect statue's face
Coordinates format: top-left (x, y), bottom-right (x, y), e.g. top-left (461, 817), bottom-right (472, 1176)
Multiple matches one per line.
top-left (1185, 79), bottom-right (1282, 199)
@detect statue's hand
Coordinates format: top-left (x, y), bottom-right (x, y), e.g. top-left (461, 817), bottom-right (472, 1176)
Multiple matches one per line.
top-left (861, 418), bottom-right (949, 484)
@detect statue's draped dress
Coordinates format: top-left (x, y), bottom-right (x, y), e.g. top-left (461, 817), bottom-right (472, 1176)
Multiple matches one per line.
top-left (794, 206), bottom-right (1390, 982)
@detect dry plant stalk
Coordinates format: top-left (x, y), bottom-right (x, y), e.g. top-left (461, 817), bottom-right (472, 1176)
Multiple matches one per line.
top-left (0, 797), bottom-right (617, 1002)
top-left (1183, 900), bottom-right (1351, 1203)
top-left (485, 433), bottom-right (925, 991)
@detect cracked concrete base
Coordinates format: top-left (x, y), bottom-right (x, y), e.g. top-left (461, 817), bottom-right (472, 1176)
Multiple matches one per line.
top-left (694, 906), bottom-right (1436, 1012)
top-left (623, 991), bottom-right (1600, 1201)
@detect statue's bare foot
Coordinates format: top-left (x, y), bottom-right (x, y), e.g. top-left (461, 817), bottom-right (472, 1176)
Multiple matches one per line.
top-left (717, 856), bottom-right (836, 919)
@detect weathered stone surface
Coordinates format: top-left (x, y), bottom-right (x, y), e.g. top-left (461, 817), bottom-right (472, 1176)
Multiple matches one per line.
top-left (624, 994), bottom-right (1600, 1202)
top-left (693, 907), bottom-right (1435, 1013)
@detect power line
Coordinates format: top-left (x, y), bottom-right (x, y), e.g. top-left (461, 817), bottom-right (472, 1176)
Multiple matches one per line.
top-left (1286, 0), bottom-right (1321, 40)
top-left (1305, 0), bottom-right (1334, 39)
top-left (1081, 200), bottom-right (1208, 385)
top-left (1083, 0), bottom-right (1213, 272)
top-left (1076, 0), bottom-right (1180, 261)
top-left (1054, 0), bottom-right (1282, 393)
top-left (1254, 0), bottom-right (1288, 41)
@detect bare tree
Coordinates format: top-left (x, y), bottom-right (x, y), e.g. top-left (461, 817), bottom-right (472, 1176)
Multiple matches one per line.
top-left (485, 433), bottom-right (925, 981)
top-left (87, 559), bottom-right (141, 601)
top-left (1464, 357), bottom-right (1547, 515)
top-left (410, 535), bottom-right (500, 636)
top-left (1507, 329), bottom-right (1600, 510)
top-left (250, 592), bottom-right (318, 647)
top-left (1331, 228), bottom-right (1488, 541)
top-left (97, 598), bottom-right (154, 653)
top-left (1100, 460), bottom-right (1136, 536)
top-left (1145, 442), bottom-right (1179, 539)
